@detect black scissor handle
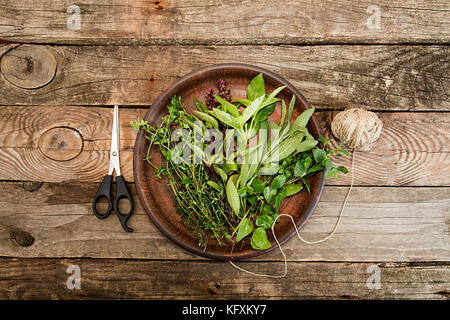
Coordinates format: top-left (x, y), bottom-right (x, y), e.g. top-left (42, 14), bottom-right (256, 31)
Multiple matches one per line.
top-left (92, 175), bottom-right (113, 219)
top-left (114, 175), bottom-right (134, 233)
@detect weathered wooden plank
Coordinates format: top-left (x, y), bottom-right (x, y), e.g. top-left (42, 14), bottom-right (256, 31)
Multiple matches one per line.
top-left (0, 258), bottom-right (448, 299)
top-left (0, 181), bottom-right (448, 262)
top-left (0, 44), bottom-right (448, 110)
top-left (0, 1), bottom-right (449, 45)
top-left (0, 106), bottom-right (448, 186)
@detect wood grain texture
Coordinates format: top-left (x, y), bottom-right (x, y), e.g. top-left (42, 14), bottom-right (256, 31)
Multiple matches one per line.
top-left (0, 181), bottom-right (448, 262)
top-left (0, 44), bottom-right (448, 111)
top-left (0, 258), bottom-right (448, 299)
top-left (0, 106), bottom-right (448, 186)
top-left (0, 0), bottom-right (449, 45)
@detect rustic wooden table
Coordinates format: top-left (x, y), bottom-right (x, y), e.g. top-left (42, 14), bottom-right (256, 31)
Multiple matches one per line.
top-left (0, 1), bottom-right (449, 300)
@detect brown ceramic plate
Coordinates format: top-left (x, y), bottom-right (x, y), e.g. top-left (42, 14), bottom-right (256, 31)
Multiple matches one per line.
top-left (133, 63), bottom-right (324, 260)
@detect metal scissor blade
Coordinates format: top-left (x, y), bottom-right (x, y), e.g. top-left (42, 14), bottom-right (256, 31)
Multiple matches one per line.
top-left (108, 105), bottom-right (121, 176)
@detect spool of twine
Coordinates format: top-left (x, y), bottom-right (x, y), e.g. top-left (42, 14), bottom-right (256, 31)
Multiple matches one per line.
top-left (230, 108), bottom-right (384, 278)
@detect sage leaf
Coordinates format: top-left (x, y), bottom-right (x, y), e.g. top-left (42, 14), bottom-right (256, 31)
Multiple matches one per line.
top-left (247, 73), bottom-right (265, 101)
top-left (296, 138), bottom-right (318, 153)
top-left (235, 99), bottom-right (252, 107)
top-left (280, 99), bottom-right (287, 127)
top-left (251, 227), bottom-right (272, 250)
top-left (242, 95), bottom-right (265, 124)
top-left (226, 177), bottom-right (240, 215)
top-left (236, 218), bottom-right (253, 242)
top-left (207, 181), bottom-right (221, 192)
top-left (193, 111), bottom-right (219, 129)
top-left (214, 95), bottom-right (240, 117)
top-left (213, 164), bottom-right (228, 182)
top-left (293, 108), bottom-right (315, 129)
top-left (211, 108), bottom-right (241, 129)
top-left (287, 95), bottom-right (295, 123)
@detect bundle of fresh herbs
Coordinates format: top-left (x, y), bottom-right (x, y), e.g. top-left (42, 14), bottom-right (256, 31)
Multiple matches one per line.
top-left (132, 74), bottom-right (348, 250)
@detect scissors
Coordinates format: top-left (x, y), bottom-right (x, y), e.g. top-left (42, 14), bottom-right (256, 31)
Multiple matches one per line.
top-left (92, 105), bottom-right (134, 232)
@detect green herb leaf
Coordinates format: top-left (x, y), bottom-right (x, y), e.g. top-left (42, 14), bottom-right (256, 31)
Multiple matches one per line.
top-left (256, 215), bottom-right (274, 229)
top-left (214, 95), bottom-right (240, 117)
top-left (234, 99), bottom-right (251, 107)
top-left (294, 160), bottom-right (307, 177)
top-left (253, 103), bottom-right (276, 124)
top-left (193, 111), bottom-right (219, 129)
top-left (313, 148), bottom-right (327, 163)
top-left (236, 218), bottom-right (253, 242)
top-left (261, 204), bottom-right (275, 216)
top-left (213, 164), bottom-right (228, 182)
top-left (207, 181), bottom-right (222, 192)
top-left (242, 95), bottom-right (265, 124)
top-left (301, 178), bottom-right (311, 194)
top-left (226, 177), bottom-right (240, 215)
top-left (270, 175), bottom-right (286, 190)
top-left (292, 108), bottom-right (315, 129)
top-left (287, 95), bottom-right (295, 123)
top-left (263, 186), bottom-right (277, 204)
top-left (211, 108), bottom-right (241, 129)
top-left (251, 227), bottom-right (272, 250)
top-left (250, 178), bottom-right (265, 193)
top-left (283, 184), bottom-right (303, 197)
top-left (247, 73), bottom-right (265, 101)
top-left (296, 138), bottom-right (318, 153)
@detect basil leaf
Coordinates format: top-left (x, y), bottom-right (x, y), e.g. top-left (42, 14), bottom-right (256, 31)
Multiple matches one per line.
top-left (283, 184), bottom-right (303, 197)
top-left (256, 215), bottom-right (274, 229)
top-left (301, 178), bottom-right (311, 194)
top-left (261, 204), bottom-right (275, 216)
top-left (247, 73), bottom-right (265, 101)
top-left (250, 178), bottom-right (265, 193)
top-left (251, 227), bottom-right (272, 250)
top-left (236, 218), bottom-right (253, 242)
top-left (226, 178), bottom-right (240, 215)
top-left (247, 194), bottom-right (257, 205)
top-left (253, 103), bottom-right (276, 124)
top-left (270, 175), bottom-right (286, 190)
top-left (263, 186), bottom-right (277, 204)
top-left (294, 161), bottom-right (307, 177)
top-left (313, 149), bottom-right (327, 163)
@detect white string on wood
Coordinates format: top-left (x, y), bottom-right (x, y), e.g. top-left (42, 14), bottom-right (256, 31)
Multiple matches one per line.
top-left (229, 108), bottom-right (383, 278)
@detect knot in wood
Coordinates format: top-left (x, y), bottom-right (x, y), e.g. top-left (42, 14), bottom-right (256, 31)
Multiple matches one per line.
top-left (10, 230), bottom-right (34, 247)
top-left (0, 44), bottom-right (57, 89)
top-left (38, 127), bottom-right (83, 161)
